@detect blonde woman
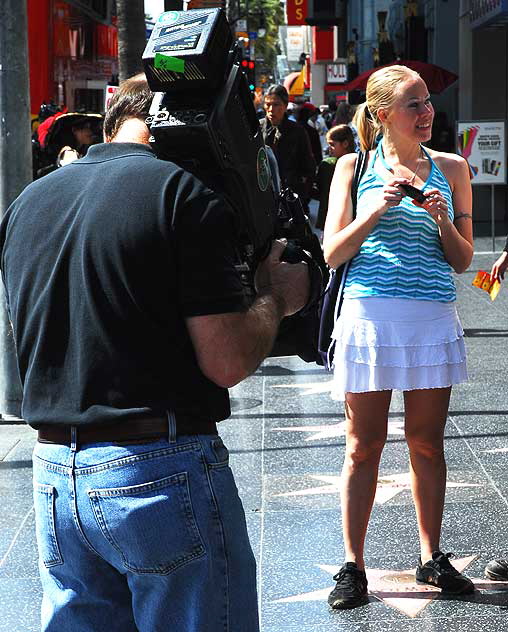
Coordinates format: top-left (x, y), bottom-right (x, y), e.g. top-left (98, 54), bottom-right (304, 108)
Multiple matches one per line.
top-left (323, 65), bottom-right (474, 609)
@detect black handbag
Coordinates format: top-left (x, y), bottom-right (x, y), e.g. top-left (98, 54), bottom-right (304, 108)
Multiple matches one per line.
top-left (318, 150), bottom-right (368, 370)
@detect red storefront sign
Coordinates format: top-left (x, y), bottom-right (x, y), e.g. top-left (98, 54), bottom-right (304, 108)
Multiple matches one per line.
top-left (311, 26), bottom-right (334, 63)
top-left (96, 22), bottom-right (118, 58)
top-left (27, 0), bottom-right (53, 116)
top-left (53, 1), bottom-right (72, 57)
top-left (286, 0), bottom-right (308, 26)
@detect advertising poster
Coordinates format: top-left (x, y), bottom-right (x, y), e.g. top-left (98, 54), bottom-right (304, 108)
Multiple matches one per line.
top-left (286, 27), bottom-right (305, 62)
top-left (457, 121), bottom-right (506, 185)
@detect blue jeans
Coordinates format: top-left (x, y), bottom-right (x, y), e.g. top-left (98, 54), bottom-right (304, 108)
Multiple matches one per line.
top-left (32, 431), bottom-right (259, 632)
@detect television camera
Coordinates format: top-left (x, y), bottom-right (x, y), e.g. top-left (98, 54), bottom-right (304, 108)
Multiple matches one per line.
top-left (143, 8), bottom-right (326, 362)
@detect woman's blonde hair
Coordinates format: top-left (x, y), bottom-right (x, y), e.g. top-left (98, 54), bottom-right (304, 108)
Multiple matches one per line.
top-left (354, 64), bottom-right (422, 151)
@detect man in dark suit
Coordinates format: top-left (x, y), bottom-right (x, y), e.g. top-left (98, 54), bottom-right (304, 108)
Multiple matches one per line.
top-left (260, 84), bottom-right (316, 207)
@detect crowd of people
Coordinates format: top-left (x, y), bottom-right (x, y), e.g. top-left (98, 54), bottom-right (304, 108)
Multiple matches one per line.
top-left (2, 66), bottom-right (508, 631)
top-left (31, 102), bottom-right (103, 179)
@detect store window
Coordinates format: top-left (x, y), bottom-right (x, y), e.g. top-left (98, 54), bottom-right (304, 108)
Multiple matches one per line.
top-left (74, 88), bottom-right (104, 113)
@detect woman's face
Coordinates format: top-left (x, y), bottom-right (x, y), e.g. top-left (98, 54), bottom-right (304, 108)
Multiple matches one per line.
top-left (327, 139), bottom-right (351, 158)
top-left (381, 76), bottom-right (434, 143)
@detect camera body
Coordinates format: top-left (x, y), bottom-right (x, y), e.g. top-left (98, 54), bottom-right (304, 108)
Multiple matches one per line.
top-left (144, 9), bottom-right (276, 253)
top-left (143, 8), bottom-right (326, 362)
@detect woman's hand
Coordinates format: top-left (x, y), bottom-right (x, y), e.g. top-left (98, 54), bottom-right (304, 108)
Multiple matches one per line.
top-left (490, 251), bottom-right (508, 281)
top-left (375, 178), bottom-right (411, 216)
top-left (415, 188), bottom-right (451, 227)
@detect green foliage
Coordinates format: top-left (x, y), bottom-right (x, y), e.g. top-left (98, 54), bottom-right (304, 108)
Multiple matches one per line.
top-left (239, 0), bottom-right (284, 71)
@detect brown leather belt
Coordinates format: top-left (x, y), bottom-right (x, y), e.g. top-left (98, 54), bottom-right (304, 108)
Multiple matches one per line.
top-left (37, 415), bottom-right (217, 446)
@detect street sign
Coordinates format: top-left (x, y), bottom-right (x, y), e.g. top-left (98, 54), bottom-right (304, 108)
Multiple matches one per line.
top-left (236, 31), bottom-right (249, 47)
top-left (326, 62), bottom-right (347, 84)
top-left (248, 31), bottom-right (257, 39)
top-left (236, 19), bottom-right (247, 30)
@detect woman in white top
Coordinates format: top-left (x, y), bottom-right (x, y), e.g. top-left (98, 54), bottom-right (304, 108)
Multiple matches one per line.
top-left (323, 65), bottom-right (474, 609)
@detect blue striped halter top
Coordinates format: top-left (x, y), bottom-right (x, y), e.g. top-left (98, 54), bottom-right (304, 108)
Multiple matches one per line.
top-left (344, 142), bottom-right (456, 302)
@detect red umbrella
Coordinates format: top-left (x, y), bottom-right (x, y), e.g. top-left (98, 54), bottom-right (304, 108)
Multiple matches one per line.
top-left (342, 60), bottom-right (458, 94)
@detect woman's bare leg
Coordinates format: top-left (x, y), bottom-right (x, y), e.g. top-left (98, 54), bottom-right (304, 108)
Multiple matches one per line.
top-left (403, 387), bottom-right (451, 563)
top-left (341, 390), bottom-right (392, 570)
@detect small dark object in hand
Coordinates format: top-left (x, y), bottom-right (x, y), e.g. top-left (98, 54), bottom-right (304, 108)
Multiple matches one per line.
top-left (398, 183), bottom-right (426, 203)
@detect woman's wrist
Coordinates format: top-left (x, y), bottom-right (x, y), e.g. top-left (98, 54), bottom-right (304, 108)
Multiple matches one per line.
top-left (438, 216), bottom-right (454, 235)
top-left (367, 207), bottom-right (384, 223)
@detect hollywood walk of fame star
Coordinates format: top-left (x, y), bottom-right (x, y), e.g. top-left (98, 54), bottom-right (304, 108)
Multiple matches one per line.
top-left (273, 556), bottom-right (508, 618)
top-left (271, 420), bottom-right (405, 441)
top-left (270, 380), bottom-right (334, 396)
top-left (275, 471), bottom-right (482, 504)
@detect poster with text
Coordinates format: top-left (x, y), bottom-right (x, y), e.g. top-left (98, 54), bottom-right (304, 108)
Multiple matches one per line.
top-left (457, 121), bottom-right (506, 185)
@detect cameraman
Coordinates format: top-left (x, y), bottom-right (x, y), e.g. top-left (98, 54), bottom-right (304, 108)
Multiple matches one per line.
top-left (0, 74), bottom-right (309, 632)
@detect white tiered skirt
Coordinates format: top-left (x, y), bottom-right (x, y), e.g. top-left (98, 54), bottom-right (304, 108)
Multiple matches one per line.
top-left (331, 297), bottom-right (468, 401)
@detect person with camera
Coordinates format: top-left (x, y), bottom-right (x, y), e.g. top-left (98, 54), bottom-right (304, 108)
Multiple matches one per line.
top-left (323, 65), bottom-right (474, 609)
top-left (0, 74), bottom-right (309, 632)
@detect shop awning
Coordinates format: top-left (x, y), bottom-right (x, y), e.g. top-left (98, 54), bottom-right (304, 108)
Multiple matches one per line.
top-left (284, 69), bottom-right (305, 96)
top-left (341, 60), bottom-right (458, 95)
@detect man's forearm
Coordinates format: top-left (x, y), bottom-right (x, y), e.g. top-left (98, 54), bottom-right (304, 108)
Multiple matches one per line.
top-left (186, 291), bottom-right (287, 389)
top-left (186, 241), bottom-right (309, 389)
top-left (235, 292), bottom-right (286, 378)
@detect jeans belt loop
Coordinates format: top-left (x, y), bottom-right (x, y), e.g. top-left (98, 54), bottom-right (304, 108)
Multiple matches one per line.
top-left (70, 426), bottom-right (78, 452)
top-left (166, 410), bottom-right (177, 444)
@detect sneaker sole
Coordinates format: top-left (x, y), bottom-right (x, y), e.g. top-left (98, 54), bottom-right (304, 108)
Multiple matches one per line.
top-left (485, 569), bottom-right (508, 581)
top-left (415, 578), bottom-right (475, 594)
top-left (328, 595), bottom-right (369, 610)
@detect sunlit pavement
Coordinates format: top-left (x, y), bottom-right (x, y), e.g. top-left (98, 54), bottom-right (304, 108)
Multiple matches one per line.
top-left (2, 239), bottom-right (508, 630)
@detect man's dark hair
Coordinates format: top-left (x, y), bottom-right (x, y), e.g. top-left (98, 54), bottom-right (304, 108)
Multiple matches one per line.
top-left (103, 73), bottom-right (153, 140)
top-left (333, 102), bottom-right (354, 125)
top-left (265, 84), bottom-right (289, 106)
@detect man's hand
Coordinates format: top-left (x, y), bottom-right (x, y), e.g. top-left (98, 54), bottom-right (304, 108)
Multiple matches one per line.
top-left (254, 239), bottom-right (310, 317)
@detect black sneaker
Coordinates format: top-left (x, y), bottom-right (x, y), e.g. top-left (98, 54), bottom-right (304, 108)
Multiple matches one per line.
top-left (485, 559), bottom-right (508, 581)
top-left (415, 551), bottom-right (475, 594)
top-left (328, 562), bottom-right (368, 609)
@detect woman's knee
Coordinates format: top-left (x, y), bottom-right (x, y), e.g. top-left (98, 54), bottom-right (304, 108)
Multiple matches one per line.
top-left (345, 436), bottom-right (386, 465)
top-left (406, 431), bottom-right (445, 460)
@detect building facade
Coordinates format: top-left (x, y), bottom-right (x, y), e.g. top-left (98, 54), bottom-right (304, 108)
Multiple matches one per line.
top-left (27, 0), bottom-right (118, 121)
top-left (459, 0), bottom-right (508, 237)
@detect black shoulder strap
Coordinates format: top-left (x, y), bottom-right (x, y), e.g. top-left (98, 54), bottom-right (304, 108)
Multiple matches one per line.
top-left (351, 150), bottom-right (368, 218)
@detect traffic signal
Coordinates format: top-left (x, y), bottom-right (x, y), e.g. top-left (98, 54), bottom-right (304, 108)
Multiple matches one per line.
top-left (241, 59), bottom-right (256, 91)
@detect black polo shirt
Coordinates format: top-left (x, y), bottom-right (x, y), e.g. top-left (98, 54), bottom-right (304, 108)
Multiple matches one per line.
top-left (0, 142), bottom-right (246, 429)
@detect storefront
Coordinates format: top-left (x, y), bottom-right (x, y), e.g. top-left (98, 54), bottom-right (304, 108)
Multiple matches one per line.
top-left (461, 0), bottom-right (508, 238)
top-left (27, 0), bottom-right (118, 121)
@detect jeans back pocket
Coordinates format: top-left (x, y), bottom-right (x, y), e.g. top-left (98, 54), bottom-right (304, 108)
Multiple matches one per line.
top-left (33, 483), bottom-right (63, 567)
top-left (88, 472), bottom-right (205, 574)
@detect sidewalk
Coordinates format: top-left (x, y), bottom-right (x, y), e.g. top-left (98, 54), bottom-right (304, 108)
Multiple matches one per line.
top-left (2, 248), bottom-right (508, 630)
